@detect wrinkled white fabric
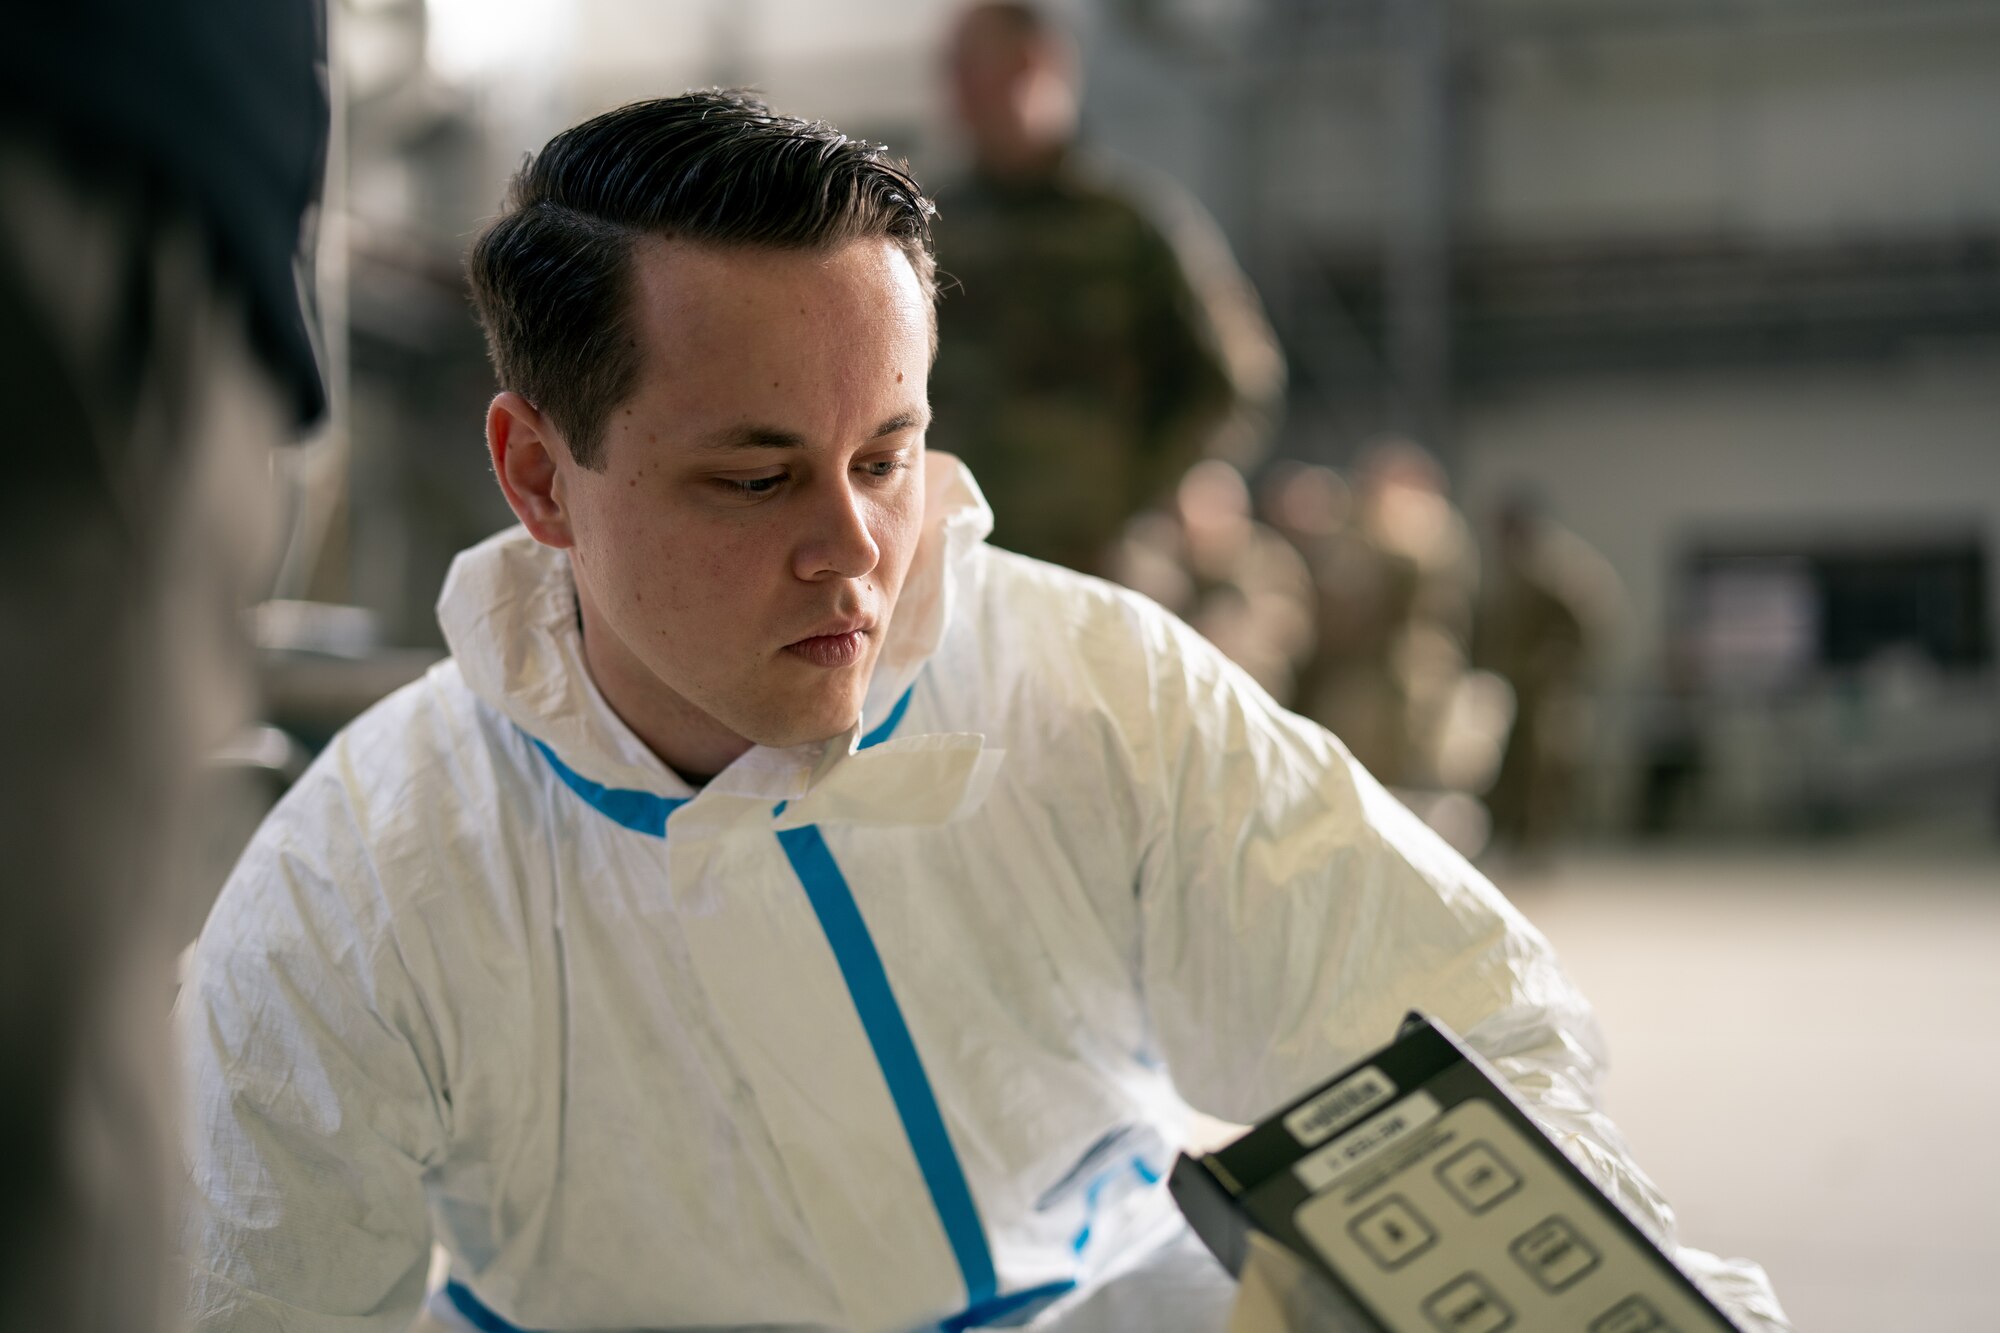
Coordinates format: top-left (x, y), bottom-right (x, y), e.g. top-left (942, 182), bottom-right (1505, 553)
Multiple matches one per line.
top-left (178, 455), bottom-right (1788, 1333)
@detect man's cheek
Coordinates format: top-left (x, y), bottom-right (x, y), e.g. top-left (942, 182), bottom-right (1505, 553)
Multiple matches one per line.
top-left (885, 517), bottom-right (924, 591)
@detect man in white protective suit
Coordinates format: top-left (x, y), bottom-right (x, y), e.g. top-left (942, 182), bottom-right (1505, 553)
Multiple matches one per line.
top-left (177, 92), bottom-right (1790, 1333)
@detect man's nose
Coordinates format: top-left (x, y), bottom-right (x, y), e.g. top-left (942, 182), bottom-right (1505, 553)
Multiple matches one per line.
top-left (793, 473), bottom-right (881, 581)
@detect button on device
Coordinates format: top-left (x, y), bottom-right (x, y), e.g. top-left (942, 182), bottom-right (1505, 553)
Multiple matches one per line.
top-left (1349, 1195), bottom-right (1437, 1271)
top-left (1590, 1295), bottom-right (1665, 1332)
top-left (1422, 1273), bottom-right (1513, 1333)
top-left (1436, 1141), bottom-right (1522, 1215)
top-left (1510, 1215), bottom-right (1600, 1293)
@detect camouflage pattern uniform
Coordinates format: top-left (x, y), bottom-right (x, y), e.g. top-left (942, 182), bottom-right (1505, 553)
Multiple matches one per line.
top-left (1108, 462), bottom-right (1317, 707)
top-left (1294, 478), bottom-right (1480, 789)
top-left (929, 152), bottom-right (1283, 575)
top-left (1473, 520), bottom-right (1620, 849)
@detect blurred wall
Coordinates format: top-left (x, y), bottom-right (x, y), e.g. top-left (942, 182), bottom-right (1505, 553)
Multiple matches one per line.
top-left (1075, 0), bottom-right (2000, 824)
top-left (1083, 4), bottom-right (2000, 247)
top-left (1468, 15), bottom-right (2000, 238)
top-left (524, 0), bottom-right (973, 157)
top-left (1458, 353), bottom-right (2000, 822)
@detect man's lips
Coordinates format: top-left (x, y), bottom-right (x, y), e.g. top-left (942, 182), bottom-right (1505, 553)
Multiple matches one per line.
top-left (782, 618), bottom-right (874, 669)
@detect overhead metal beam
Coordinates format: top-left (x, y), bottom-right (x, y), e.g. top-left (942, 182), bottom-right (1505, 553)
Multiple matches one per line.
top-left (1384, 0), bottom-right (1456, 467)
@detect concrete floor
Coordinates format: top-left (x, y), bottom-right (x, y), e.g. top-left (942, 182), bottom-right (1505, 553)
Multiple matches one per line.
top-left (1490, 829), bottom-right (2000, 1333)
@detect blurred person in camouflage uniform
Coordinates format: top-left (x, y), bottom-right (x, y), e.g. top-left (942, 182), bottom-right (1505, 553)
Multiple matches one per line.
top-left (1277, 442), bottom-right (1480, 789)
top-left (1109, 460), bottom-right (1316, 705)
top-left (929, 0), bottom-right (1284, 576)
top-left (1474, 493), bottom-right (1621, 853)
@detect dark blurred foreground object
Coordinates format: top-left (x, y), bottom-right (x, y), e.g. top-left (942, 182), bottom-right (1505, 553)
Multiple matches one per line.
top-left (0, 3), bottom-right (328, 1329)
top-left (930, 0), bottom-right (1284, 577)
top-left (0, 0), bottom-right (330, 425)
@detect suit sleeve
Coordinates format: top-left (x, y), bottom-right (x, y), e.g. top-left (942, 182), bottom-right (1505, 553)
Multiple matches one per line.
top-left (1122, 606), bottom-right (1791, 1331)
top-left (176, 789), bottom-right (446, 1333)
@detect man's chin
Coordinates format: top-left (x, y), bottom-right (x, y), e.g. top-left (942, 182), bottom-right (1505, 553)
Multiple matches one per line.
top-left (717, 652), bottom-right (886, 752)
top-left (730, 696), bottom-right (868, 753)
top-left (753, 721), bottom-right (860, 753)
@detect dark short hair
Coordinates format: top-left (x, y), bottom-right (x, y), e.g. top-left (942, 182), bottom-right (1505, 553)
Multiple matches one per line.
top-left (467, 90), bottom-right (938, 469)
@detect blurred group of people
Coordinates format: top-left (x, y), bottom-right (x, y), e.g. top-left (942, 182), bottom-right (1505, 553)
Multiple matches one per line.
top-left (930, 1), bottom-right (1618, 858)
top-left (1105, 444), bottom-right (1618, 859)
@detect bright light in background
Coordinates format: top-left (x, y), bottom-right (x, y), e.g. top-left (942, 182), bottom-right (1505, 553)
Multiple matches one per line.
top-left (753, 0), bottom-right (961, 62)
top-left (427, 0), bottom-right (573, 83)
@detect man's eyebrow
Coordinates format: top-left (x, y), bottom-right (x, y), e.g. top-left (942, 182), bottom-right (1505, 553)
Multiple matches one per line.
top-left (695, 411), bottom-right (928, 451)
top-left (873, 410), bottom-right (928, 438)
top-left (695, 425), bottom-right (808, 451)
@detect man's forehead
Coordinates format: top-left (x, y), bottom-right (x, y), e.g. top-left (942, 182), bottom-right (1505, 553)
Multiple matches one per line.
top-left (627, 236), bottom-right (923, 355)
top-left (612, 237), bottom-right (931, 436)
top-left (630, 234), bottom-right (913, 300)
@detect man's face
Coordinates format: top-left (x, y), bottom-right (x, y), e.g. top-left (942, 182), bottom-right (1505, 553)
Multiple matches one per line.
top-left (947, 11), bottom-right (1075, 167)
top-left (949, 12), bottom-right (1033, 142)
top-left (559, 237), bottom-right (930, 759)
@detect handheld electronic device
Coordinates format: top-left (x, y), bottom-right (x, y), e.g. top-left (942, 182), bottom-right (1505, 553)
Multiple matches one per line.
top-left (1170, 1014), bottom-right (1742, 1333)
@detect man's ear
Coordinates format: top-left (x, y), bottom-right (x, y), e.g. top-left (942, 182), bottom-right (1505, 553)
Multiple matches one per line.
top-left (488, 391), bottom-right (576, 549)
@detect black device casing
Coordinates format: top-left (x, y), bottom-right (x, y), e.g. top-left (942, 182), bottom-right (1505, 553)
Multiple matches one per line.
top-left (1169, 1014), bottom-right (1744, 1332)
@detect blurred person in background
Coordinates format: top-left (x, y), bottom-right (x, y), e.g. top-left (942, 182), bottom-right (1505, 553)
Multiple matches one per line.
top-left (928, 0), bottom-right (1285, 577)
top-left (0, 1), bottom-right (328, 1329)
top-left (1286, 440), bottom-right (1480, 790)
top-left (1109, 459), bottom-right (1316, 705)
top-left (1256, 458), bottom-right (1351, 561)
top-left (1474, 492), bottom-right (1623, 854)
top-left (1262, 456), bottom-right (1511, 857)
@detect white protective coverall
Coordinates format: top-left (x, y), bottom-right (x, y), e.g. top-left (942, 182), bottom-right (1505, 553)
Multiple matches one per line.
top-left (178, 455), bottom-right (1789, 1333)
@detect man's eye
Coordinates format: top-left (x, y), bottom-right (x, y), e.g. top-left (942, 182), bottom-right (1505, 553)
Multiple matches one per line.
top-left (722, 473), bottom-right (785, 495)
top-left (860, 458), bottom-right (908, 479)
